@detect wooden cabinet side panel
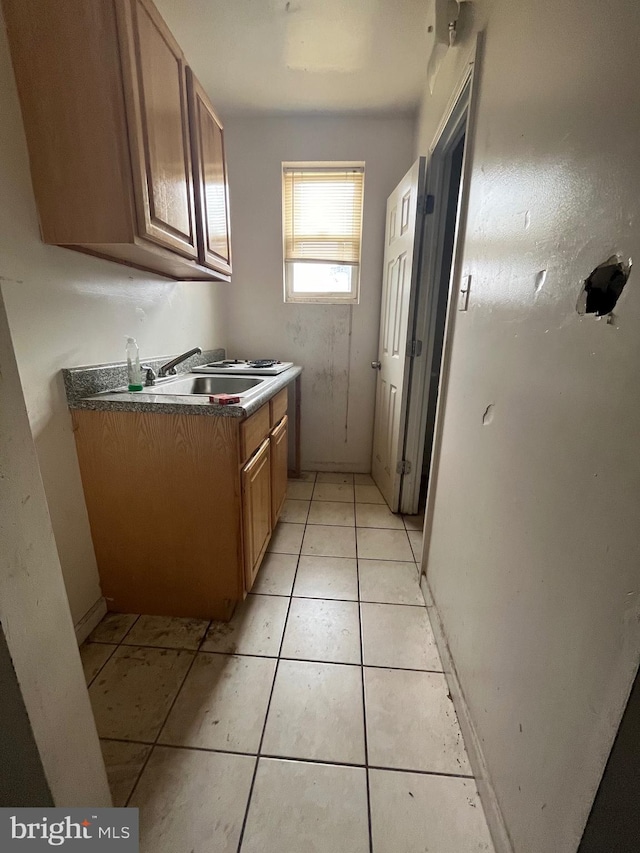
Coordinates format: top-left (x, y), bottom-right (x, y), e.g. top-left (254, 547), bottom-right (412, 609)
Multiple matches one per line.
top-left (271, 416), bottom-right (288, 526)
top-left (2, 0), bottom-right (135, 244)
top-left (72, 409), bottom-right (242, 618)
top-left (116, 0), bottom-right (198, 258)
top-left (186, 69), bottom-right (232, 275)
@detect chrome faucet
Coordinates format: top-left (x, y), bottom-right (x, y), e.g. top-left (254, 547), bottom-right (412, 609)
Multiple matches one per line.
top-left (158, 347), bottom-right (202, 378)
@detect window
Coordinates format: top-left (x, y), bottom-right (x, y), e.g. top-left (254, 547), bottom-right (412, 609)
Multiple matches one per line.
top-left (283, 163), bottom-right (364, 303)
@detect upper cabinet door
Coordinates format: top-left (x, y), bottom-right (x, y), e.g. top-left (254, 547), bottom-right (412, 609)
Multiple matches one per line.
top-left (186, 70), bottom-right (232, 276)
top-left (118, 0), bottom-right (198, 259)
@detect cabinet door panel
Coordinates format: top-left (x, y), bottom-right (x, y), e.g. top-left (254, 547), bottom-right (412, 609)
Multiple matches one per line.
top-left (242, 439), bottom-right (272, 592)
top-left (270, 416), bottom-right (288, 526)
top-left (120, 0), bottom-right (197, 258)
top-left (187, 70), bottom-right (232, 275)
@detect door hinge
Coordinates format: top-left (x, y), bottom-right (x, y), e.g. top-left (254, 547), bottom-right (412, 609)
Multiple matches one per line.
top-left (407, 339), bottom-right (423, 358)
top-left (419, 194), bottom-right (435, 215)
top-left (396, 460), bottom-right (412, 475)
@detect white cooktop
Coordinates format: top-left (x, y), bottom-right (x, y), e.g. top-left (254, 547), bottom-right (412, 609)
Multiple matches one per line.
top-left (193, 359), bottom-right (294, 376)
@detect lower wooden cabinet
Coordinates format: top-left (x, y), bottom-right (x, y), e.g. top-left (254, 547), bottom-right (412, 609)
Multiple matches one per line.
top-left (241, 438), bottom-right (272, 591)
top-left (270, 415), bottom-right (288, 526)
top-left (70, 388), bottom-right (289, 620)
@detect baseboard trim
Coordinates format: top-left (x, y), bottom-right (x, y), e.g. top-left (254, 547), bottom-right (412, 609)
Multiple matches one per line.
top-left (74, 597), bottom-right (107, 645)
top-left (421, 573), bottom-right (514, 853)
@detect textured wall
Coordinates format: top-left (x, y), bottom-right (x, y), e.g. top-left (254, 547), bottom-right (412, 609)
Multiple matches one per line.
top-left (416, 2), bottom-right (640, 851)
top-left (223, 114), bottom-right (415, 471)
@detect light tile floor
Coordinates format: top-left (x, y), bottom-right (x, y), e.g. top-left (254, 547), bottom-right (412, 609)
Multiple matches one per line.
top-left (81, 472), bottom-right (494, 853)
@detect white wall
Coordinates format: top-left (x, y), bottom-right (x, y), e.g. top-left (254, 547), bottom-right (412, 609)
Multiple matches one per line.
top-left (416, 2), bottom-right (640, 852)
top-left (223, 115), bottom-right (414, 471)
top-left (0, 9), bottom-right (229, 626)
top-left (0, 289), bottom-right (111, 806)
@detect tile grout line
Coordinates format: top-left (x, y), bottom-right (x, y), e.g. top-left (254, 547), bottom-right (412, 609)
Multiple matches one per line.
top-left (120, 614), bottom-right (141, 643)
top-left (85, 644), bottom-right (119, 690)
top-left (247, 591), bottom-right (427, 608)
top-left (234, 503), bottom-right (309, 853)
top-left (267, 456), bottom-right (430, 853)
top-left (122, 616), bottom-right (213, 808)
top-left (98, 736), bottom-right (476, 779)
top-left (94, 643), bottom-right (446, 674)
top-left (354, 487), bottom-right (374, 853)
top-left (269, 549), bottom-right (416, 565)
top-left (253, 755), bottom-right (474, 780)
top-left (85, 614), bottom-right (142, 693)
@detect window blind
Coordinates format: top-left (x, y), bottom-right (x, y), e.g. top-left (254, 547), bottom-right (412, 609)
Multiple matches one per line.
top-left (283, 166), bottom-right (364, 266)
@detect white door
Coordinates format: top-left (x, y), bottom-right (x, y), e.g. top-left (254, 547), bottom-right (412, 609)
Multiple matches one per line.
top-left (371, 158), bottom-right (426, 510)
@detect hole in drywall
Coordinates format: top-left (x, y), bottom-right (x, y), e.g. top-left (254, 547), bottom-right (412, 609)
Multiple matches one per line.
top-left (482, 404), bottom-right (495, 426)
top-left (534, 269), bottom-right (547, 294)
top-left (577, 255), bottom-right (631, 317)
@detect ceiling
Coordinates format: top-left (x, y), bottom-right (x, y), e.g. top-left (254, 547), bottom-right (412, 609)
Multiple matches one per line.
top-left (154, 0), bottom-right (434, 116)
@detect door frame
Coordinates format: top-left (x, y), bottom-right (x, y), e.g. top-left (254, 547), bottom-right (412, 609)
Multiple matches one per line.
top-left (400, 34), bottom-right (483, 515)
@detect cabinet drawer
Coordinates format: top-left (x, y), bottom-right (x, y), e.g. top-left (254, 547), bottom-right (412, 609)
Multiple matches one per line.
top-left (240, 403), bottom-right (270, 462)
top-left (270, 388), bottom-right (288, 428)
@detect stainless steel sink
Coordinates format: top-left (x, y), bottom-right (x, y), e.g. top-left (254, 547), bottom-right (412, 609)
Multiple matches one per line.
top-left (149, 374), bottom-right (265, 396)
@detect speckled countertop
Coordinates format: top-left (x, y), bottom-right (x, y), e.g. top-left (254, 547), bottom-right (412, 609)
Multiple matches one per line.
top-left (63, 350), bottom-right (302, 419)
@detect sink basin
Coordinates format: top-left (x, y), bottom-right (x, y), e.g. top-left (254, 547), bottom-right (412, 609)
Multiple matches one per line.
top-left (149, 375), bottom-right (265, 396)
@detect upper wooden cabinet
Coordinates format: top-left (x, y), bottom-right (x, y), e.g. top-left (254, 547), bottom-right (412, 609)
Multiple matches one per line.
top-left (2, 0), bottom-right (232, 282)
top-left (187, 69), bottom-right (232, 276)
top-left (119, 0), bottom-right (198, 260)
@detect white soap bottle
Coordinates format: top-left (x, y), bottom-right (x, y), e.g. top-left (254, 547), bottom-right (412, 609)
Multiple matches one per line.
top-left (126, 336), bottom-right (143, 391)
